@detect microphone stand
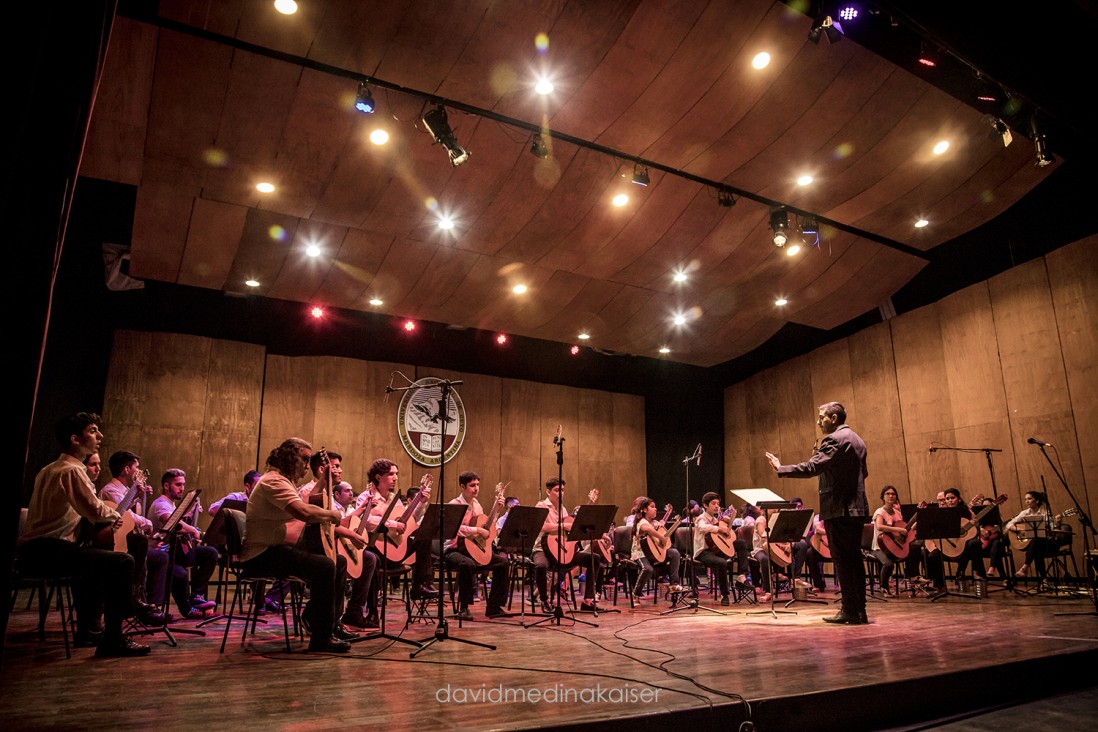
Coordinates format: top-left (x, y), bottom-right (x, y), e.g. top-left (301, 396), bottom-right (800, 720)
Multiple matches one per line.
top-left (389, 378), bottom-right (494, 657)
top-left (1032, 443), bottom-right (1098, 617)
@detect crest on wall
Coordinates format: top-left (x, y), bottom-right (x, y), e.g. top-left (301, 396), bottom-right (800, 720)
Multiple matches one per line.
top-left (396, 377), bottom-right (467, 466)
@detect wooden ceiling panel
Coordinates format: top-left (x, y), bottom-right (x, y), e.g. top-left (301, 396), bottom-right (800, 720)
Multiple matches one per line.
top-left (259, 220), bottom-right (342, 303)
top-left (372, 1), bottom-right (488, 93)
top-left (512, 269), bottom-right (595, 335)
top-left (309, 0), bottom-right (410, 75)
top-left (224, 209), bottom-right (300, 296)
top-left (178, 198), bottom-right (247, 289)
top-left (81, 18), bottom-right (156, 185)
top-left (130, 184), bottom-right (195, 283)
top-left (400, 245), bottom-right (481, 318)
top-left (374, 238), bottom-right (443, 313)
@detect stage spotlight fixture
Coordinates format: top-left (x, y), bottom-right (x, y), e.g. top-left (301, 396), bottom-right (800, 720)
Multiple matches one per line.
top-left (837, 5), bottom-right (859, 22)
top-left (800, 215), bottom-right (819, 236)
top-left (529, 133), bottom-right (549, 159)
top-left (422, 106), bottom-right (470, 167)
top-left (808, 14), bottom-right (844, 44)
top-left (631, 164), bottom-right (650, 186)
top-left (355, 83), bottom-right (375, 114)
top-left (770, 209), bottom-right (790, 247)
top-left (1030, 117), bottom-right (1054, 167)
top-left (982, 114), bottom-right (1012, 147)
top-left (717, 189), bottom-right (735, 208)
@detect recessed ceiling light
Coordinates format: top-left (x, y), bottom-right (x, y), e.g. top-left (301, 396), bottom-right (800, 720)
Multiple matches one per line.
top-left (672, 315), bottom-right (687, 326)
top-left (796, 174), bottom-right (813, 186)
top-left (245, 279), bottom-right (260, 288)
top-left (775, 297), bottom-right (788, 306)
top-left (933, 140), bottom-right (950, 155)
top-left (786, 244), bottom-right (801, 257)
top-left (256, 182), bottom-right (275, 193)
top-left (578, 332), bottom-right (591, 340)
top-left (535, 77), bottom-right (554, 95)
top-left (305, 244), bottom-right (321, 257)
top-left (612, 193), bottom-right (629, 207)
top-left (513, 284), bottom-right (528, 294)
top-left (914, 218), bottom-right (929, 228)
top-left (274, 0), bottom-right (298, 15)
top-left (752, 52), bottom-right (771, 69)
top-left (438, 216), bottom-right (455, 230)
top-left (673, 272), bottom-right (687, 283)
top-left (368, 298), bottom-right (383, 306)
top-left (658, 346), bottom-right (671, 354)
top-left (369, 129), bottom-right (389, 145)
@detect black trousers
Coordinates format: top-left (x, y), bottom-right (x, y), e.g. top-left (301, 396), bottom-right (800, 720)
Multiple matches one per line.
top-left (444, 547), bottom-right (510, 611)
top-left (242, 545), bottom-right (345, 642)
top-left (534, 550), bottom-right (603, 601)
top-left (825, 516), bottom-right (867, 616)
top-left (695, 549), bottom-right (732, 596)
top-left (17, 537), bottom-right (135, 639)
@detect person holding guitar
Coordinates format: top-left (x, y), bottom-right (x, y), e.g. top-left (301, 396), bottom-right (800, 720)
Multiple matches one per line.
top-left (869, 486), bottom-right (908, 595)
top-left (241, 438), bottom-right (354, 653)
top-left (629, 498), bottom-right (685, 602)
top-left (97, 450), bottom-right (167, 625)
top-left (331, 481), bottom-right (380, 629)
top-left (1005, 490), bottom-right (1063, 582)
top-left (533, 477), bottom-right (605, 613)
top-left (359, 458), bottom-right (438, 600)
top-left (18, 412), bottom-right (151, 657)
top-left (443, 471), bottom-right (514, 620)
top-left (149, 469), bottom-right (219, 619)
top-left (790, 499), bottom-right (827, 592)
top-left (692, 492), bottom-right (743, 606)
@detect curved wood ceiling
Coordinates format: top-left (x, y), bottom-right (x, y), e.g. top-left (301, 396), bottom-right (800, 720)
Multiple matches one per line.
top-left (81, 0), bottom-right (1054, 367)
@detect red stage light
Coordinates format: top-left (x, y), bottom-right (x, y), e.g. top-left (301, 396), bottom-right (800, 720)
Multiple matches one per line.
top-left (403, 320), bottom-right (417, 332)
top-left (570, 345), bottom-right (580, 356)
top-left (310, 306), bottom-right (324, 319)
top-left (496, 333), bottom-right (508, 345)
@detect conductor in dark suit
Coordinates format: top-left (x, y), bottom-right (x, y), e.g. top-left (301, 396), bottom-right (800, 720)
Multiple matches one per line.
top-left (766, 402), bottom-right (869, 625)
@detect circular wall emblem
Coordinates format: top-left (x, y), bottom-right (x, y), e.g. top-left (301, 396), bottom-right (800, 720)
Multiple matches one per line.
top-left (396, 377), bottom-right (467, 466)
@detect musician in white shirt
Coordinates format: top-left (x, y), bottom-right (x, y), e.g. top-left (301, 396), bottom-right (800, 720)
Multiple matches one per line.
top-left (532, 478), bottom-right (605, 613)
top-left (149, 469), bottom-right (218, 618)
top-left (444, 471), bottom-right (513, 619)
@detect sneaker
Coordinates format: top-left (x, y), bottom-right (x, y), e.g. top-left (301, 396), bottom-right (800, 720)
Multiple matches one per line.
top-left (720, 596), bottom-right (730, 606)
top-left (758, 592), bottom-right (772, 603)
top-left (190, 595), bottom-right (216, 611)
top-left (181, 607), bottom-right (207, 620)
top-left (579, 600), bottom-right (600, 613)
top-left (95, 636), bottom-right (151, 657)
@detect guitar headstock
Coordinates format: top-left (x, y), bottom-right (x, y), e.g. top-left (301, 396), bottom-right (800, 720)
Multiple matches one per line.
top-left (317, 447), bottom-right (330, 467)
top-left (1063, 507), bottom-right (1079, 518)
top-left (496, 481), bottom-right (510, 498)
top-left (588, 489), bottom-right (599, 503)
top-left (419, 473), bottom-right (433, 491)
top-left (994, 494), bottom-right (1008, 506)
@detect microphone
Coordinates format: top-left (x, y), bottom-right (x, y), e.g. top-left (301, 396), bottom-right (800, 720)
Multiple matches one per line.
top-left (696, 444), bottom-right (702, 467)
top-left (383, 372), bottom-right (396, 403)
top-left (1027, 437), bottom-right (1052, 447)
top-left (553, 424), bottom-right (563, 446)
top-left (929, 446), bottom-right (939, 453)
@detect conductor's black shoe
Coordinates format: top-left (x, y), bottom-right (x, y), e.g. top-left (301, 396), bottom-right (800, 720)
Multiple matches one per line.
top-left (95, 636), bottom-right (151, 657)
top-left (454, 606), bottom-right (474, 621)
top-left (308, 636), bottom-right (351, 653)
top-left (823, 611), bottom-right (868, 625)
top-left (333, 623), bottom-right (360, 641)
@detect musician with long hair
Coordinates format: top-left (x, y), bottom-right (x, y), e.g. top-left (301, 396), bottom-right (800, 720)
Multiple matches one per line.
top-left (629, 497), bottom-right (684, 602)
top-left (1005, 490), bottom-right (1063, 582)
top-left (870, 486), bottom-right (907, 595)
top-left (149, 468), bottom-right (219, 619)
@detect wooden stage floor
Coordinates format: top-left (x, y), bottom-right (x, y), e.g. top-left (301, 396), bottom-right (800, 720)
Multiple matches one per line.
top-left (3, 581), bottom-right (1097, 731)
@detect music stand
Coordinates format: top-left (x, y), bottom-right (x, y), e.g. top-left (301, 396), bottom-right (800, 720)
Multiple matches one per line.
top-left (569, 504), bottom-right (619, 616)
top-left (350, 497), bottom-right (422, 648)
top-left (730, 489), bottom-right (797, 619)
top-left (141, 490), bottom-right (206, 641)
top-left (411, 503), bottom-right (466, 622)
top-left (773, 509), bottom-right (827, 609)
top-left (917, 505), bottom-right (973, 602)
top-left (496, 506), bottom-right (550, 625)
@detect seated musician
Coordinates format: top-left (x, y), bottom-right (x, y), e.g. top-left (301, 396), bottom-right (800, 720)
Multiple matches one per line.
top-left (533, 477), bottom-right (605, 612)
top-left (97, 450), bottom-right (167, 625)
top-left (910, 491), bottom-right (948, 590)
top-left (330, 481), bottom-right (380, 629)
top-left (17, 412), bottom-right (150, 656)
top-left (1006, 490), bottom-right (1064, 582)
top-left (692, 492), bottom-right (745, 606)
top-left (790, 497), bottom-right (827, 591)
top-left (149, 469), bottom-right (219, 618)
top-left (207, 470), bottom-right (262, 516)
top-left (955, 495), bottom-right (1005, 581)
top-left (358, 458), bottom-right (438, 600)
top-left (443, 471), bottom-right (513, 620)
top-left (496, 496), bottom-right (520, 533)
top-left (628, 497), bottom-right (684, 601)
top-left (870, 486), bottom-right (907, 595)
top-left (241, 438), bottom-right (355, 652)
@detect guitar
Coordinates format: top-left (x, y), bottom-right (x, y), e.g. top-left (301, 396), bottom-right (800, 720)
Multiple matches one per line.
top-left (376, 473), bottom-right (433, 563)
top-left (940, 494), bottom-right (1008, 558)
top-left (593, 522), bottom-right (614, 565)
top-left (542, 489), bottom-right (600, 565)
top-left (1013, 507), bottom-right (1077, 551)
top-left (704, 506), bottom-right (739, 558)
top-left (878, 501), bottom-right (930, 561)
top-left (315, 448), bottom-right (338, 563)
top-left (85, 470), bottom-right (148, 550)
top-left (462, 481), bottom-right (509, 566)
top-left (340, 488), bottom-right (377, 579)
top-left (642, 509), bottom-right (686, 564)
top-left (810, 530), bottom-right (831, 559)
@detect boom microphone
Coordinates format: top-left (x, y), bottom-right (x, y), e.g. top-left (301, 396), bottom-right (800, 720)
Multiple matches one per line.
top-left (1027, 437), bottom-right (1052, 447)
top-left (696, 444), bottom-right (702, 466)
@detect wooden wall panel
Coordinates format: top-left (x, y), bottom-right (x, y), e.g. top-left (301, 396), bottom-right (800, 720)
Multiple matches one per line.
top-left (1047, 236), bottom-right (1098, 518)
top-left (724, 384), bottom-right (751, 490)
top-left (849, 323), bottom-right (908, 500)
top-left (499, 378), bottom-right (545, 508)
